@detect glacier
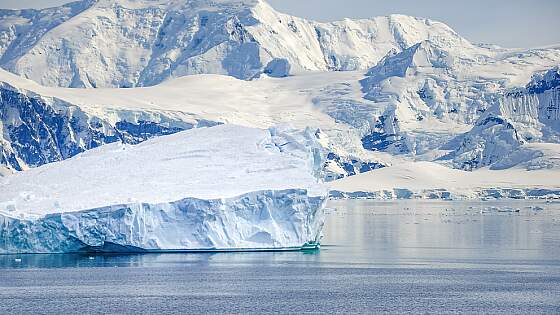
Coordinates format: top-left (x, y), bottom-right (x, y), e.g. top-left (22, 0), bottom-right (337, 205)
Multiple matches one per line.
top-left (1, 0), bottom-right (559, 177)
top-left (332, 66), bottom-right (560, 200)
top-left (0, 125), bottom-right (327, 253)
top-left (0, 68), bottom-right (391, 180)
top-left (329, 159), bottom-right (560, 201)
top-left (442, 67), bottom-right (560, 170)
top-left (0, 0), bottom-right (559, 208)
top-left (359, 40), bottom-right (560, 156)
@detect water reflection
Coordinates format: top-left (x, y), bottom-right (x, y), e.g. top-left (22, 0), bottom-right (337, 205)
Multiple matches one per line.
top-left (1, 200), bottom-right (559, 269)
top-left (0, 250), bottom-right (324, 269)
top-left (320, 200), bottom-right (560, 266)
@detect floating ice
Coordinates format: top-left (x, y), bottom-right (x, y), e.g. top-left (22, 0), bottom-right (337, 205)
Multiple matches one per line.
top-left (0, 125), bottom-right (327, 253)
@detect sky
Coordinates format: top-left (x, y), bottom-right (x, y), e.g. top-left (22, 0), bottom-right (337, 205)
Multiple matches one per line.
top-left (1, 0), bottom-right (559, 48)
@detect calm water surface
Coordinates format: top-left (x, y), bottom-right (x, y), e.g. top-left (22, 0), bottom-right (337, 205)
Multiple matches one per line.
top-left (1, 200), bottom-right (559, 314)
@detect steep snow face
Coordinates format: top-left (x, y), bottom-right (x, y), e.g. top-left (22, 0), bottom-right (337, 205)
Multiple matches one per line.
top-left (360, 40), bottom-right (560, 156)
top-left (443, 67), bottom-right (560, 170)
top-left (0, 1), bottom-right (95, 62)
top-left (1, 0), bottom-right (270, 87)
top-left (0, 189), bottom-right (325, 253)
top-left (0, 0), bottom-right (474, 87)
top-left (0, 80), bottom-right (219, 171)
top-left (0, 124), bottom-right (327, 253)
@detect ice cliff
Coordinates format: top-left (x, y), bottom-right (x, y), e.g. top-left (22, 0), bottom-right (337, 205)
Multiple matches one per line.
top-left (0, 125), bottom-right (327, 253)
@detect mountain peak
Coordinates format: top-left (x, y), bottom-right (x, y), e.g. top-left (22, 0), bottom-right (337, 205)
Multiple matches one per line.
top-left (0, 0), bottom-right (476, 88)
top-left (90, 0), bottom-right (262, 8)
top-left (527, 66), bottom-right (560, 94)
top-left (364, 39), bottom-right (456, 85)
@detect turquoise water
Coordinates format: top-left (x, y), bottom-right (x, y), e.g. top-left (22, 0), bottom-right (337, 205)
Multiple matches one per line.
top-left (1, 200), bottom-right (559, 314)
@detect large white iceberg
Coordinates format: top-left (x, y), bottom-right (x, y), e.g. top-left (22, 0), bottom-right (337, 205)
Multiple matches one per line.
top-left (0, 125), bottom-right (327, 253)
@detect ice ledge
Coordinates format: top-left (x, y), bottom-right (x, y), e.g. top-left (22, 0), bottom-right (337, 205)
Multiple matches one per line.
top-left (0, 189), bottom-right (326, 254)
top-left (330, 188), bottom-right (560, 201)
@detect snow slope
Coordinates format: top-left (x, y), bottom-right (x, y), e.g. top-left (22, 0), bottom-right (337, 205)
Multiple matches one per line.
top-left (360, 40), bottom-right (560, 156)
top-left (0, 69), bottom-right (220, 171)
top-left (2, 60), bottom-right (560, 179)
top-left (0, 0), bottom-right (478, 87)
top-left (0, 67), bottom-right (393, 178)
top-left (330, 153), bottom-right (560, 200)
top-left (1, 1), bottom-right (558, 173)
top-left (0, 124), bottom-right (327, 253)
top-left (442, 67), bottom-right (560, 170)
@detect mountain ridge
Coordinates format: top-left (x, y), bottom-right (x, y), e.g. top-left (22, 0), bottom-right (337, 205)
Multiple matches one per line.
top-left (0, 0), bottom-right (559, 182)
top-left (0, 0), bottom-right (478, 88)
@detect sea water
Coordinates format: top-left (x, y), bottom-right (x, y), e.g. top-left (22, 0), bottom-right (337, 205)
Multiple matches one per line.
top-left (0, 200), bottom-right (559, 314)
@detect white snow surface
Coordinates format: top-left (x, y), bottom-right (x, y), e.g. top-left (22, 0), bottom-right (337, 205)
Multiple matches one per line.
top-left (330, 146), bottom-right (560, 200)
top-left (0, 67), bottom-right (344, 129)
top-left (1, 1), bottom-right (560, 255)
top-left (441, 67), bottom-right (560, 170)
top-left (0, 124), bottom-right (324, 215)
top-left (0, 67), bottom-right (387, 160)
top-left (0, 66), bottom-right (400, 180)
top-left (0, 124), bottom-right (327, 253)
top-left (360, 40), bottom-right (560, 155)
top-left (1, 0), bottom-right (559, 169)
top-left (0, 0), bottom-right (507, 88)
top-left (0, 166), bottom-right (12, 177)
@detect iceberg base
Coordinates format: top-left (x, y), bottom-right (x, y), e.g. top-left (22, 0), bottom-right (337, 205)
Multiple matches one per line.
top-left (0, 189), bottom-right (326, 254)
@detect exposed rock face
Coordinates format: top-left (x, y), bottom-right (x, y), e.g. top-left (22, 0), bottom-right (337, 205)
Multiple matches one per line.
top-left (0, 85), bottom-right (218, 170)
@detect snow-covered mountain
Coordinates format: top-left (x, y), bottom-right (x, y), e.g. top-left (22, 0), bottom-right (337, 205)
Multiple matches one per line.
top-left (442, 67), bottom-right (560, 170)
top-left (1, 0), bottom-right (474, 87)
top-left (0, 67), bottom-right (390, 179)
top-left (360, 40), bottom-right (560, 156)
top-left (0, 0), bottom-right (559, 191)
top-left (0, 70), bottom-right (219, 170)
top-left (1, 0), bottom-right (560, 253)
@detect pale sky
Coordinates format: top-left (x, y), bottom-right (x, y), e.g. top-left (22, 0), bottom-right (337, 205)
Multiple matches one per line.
top-left (1, 0), bottom-right (559, 48)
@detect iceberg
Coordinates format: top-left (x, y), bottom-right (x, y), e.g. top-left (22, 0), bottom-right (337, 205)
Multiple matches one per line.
top-left (0, 125), bottom-right (327, 253)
